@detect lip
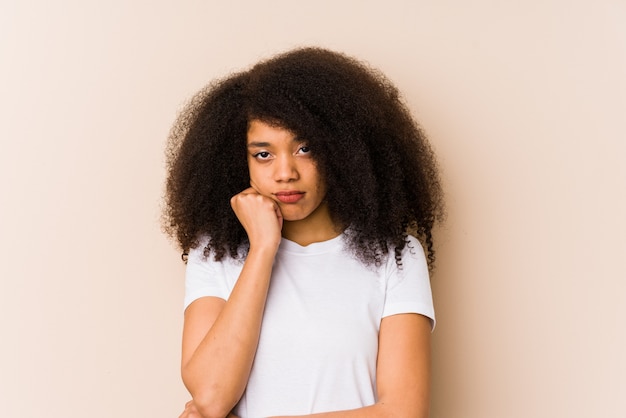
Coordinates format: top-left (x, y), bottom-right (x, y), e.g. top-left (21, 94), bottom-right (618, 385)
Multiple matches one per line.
top-left (274, 191), bottom-right (305, 204)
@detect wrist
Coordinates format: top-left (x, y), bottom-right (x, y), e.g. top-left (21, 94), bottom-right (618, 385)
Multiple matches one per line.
top-left (247, 242), bottom-right (280, 258)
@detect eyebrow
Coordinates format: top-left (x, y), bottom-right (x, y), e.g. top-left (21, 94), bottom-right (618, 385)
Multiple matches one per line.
top-left (247, 141), bottom-right (271, 148)
top-left (247, 137), bottom-right (304, 149)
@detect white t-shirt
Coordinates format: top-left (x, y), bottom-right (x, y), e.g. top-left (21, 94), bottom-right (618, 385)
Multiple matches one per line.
top-left (184, 234), bottom-right (435, 417)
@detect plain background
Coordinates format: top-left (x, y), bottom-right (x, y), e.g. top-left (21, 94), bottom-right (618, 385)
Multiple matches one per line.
top-left (1, 1), bottom-right (625, 417)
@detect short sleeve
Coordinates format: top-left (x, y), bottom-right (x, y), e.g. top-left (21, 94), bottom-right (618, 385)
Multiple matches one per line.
top-left (382, 236), bottom-right (436, 329)
top-left (184, 241), bottom-right (234, 311)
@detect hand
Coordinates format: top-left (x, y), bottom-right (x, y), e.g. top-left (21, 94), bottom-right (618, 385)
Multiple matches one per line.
top-left (178, 400), bottom-right (239, 418)
top-left (230, 185), bottom-right (283, 251)
top-left (178, 400), bottom-right (202, 418)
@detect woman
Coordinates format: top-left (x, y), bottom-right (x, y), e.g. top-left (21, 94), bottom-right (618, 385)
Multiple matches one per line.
top-left (164, 47), bottom-right (445, 418)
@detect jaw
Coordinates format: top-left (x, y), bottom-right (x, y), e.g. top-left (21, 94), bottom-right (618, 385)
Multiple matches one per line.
top-left (280, 201), bottom-right (340, 245)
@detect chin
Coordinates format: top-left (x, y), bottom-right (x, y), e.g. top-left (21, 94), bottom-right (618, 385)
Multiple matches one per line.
top-left (282, 215), bottom-right (306, 222)
top-left (280, 210), bottom-right (309, 222)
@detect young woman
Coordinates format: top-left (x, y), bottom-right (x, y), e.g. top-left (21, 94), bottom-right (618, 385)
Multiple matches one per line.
top-left (164, 47), bottom-right (445, 418)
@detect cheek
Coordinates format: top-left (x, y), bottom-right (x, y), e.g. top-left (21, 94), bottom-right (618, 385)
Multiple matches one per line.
top-left (310, 165), bottom-right (325, 193)
top-left (247, 162), bottom-right (272, 194)
top-left (247, 159), bottom-right (261, 181)
top-left (313, 173), bottom-right (327, 198)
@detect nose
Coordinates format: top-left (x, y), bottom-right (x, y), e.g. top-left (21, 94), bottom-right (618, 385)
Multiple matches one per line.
top-left (273, 155), bottom-right (299, 182)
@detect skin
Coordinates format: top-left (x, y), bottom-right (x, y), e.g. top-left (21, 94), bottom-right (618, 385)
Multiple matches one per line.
top-left (179, 120), bottom-right (431, 418)
top-left (245, 119), bottom-right (340, 245)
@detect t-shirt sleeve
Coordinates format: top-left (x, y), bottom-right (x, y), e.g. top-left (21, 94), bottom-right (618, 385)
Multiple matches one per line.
top-left (382, 236), bottom-right (436, 329)
top-left (183, 241), bottom-right (232, 311)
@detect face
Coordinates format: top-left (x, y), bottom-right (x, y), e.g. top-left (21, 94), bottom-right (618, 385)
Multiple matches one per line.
top-left (246, 119), bottom-right (331, 229)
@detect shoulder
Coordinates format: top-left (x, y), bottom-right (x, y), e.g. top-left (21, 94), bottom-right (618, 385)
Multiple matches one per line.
top-left (382, 235), bottom-right (435, 327)
top-left (387, 235), bottom-right (428, 273)
top-left (187, 235), bottom-right (246, 265)
top-left (402, 235), bottom-right (426, 256)
top-left (184, 236), bottom-right (244, 310)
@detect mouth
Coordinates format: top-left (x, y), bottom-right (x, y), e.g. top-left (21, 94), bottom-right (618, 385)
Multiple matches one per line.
top-left (274, 191), bottom-right (305, 204)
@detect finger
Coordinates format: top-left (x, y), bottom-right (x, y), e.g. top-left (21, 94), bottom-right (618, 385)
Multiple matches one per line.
top-left (239, 186), bottom-right (257, 195)
top-left (231, 188), bottom-right (257, 208)
top-left (178, 401), bottom-right (191, 418)
top-left (274, 204), bottom-right (284, 228)
top-left (274, 203), bottom-right (283, 227)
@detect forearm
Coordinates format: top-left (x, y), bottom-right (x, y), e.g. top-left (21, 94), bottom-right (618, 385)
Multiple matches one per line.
top-left (276, 314), bottom-right (432, 418)
top-left (272, 400), bottom-right (428, 418)
top-left (272, 404), bottom-right (379, 418)
top-left (183, 246), bottom-right (275, 417)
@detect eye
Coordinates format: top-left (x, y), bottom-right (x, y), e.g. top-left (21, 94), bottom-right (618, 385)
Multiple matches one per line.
top-left (253, 151), bottom-right (271, 160)
top-left (297, 145), bottom-right (311, 155)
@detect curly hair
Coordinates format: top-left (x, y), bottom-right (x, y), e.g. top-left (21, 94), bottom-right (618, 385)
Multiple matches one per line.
top-left (163, 47), bottom-right (445, 268)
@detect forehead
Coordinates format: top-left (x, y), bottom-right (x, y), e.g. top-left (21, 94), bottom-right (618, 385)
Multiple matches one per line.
top-left (246, 120), bottom-right (299, 145)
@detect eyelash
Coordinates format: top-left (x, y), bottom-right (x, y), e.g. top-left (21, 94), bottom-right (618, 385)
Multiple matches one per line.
top-left (252, 146), bottom-right (310, 160)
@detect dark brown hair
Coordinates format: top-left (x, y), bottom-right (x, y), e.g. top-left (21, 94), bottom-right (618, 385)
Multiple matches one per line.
top-left (163, 47), bottom-right (444, 268)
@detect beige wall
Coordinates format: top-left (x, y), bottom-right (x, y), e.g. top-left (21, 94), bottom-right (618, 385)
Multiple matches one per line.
top-left (1, 1), bottom-right (624, 417)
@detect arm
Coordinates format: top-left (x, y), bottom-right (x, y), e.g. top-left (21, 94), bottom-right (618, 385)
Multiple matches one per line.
top-left (181, 188), bottom-right (283, 418)
top-left (273, 313), bottom-right (432, 418)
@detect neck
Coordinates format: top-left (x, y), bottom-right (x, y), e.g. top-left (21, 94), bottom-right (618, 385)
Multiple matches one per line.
top-left (281, 203), bottom-right (342, 246)
top-left (282, 223), bottom-right (341, 246)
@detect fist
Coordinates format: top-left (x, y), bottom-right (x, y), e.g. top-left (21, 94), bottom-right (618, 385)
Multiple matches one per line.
top-left (230, 187), bottom-right (283, 251)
